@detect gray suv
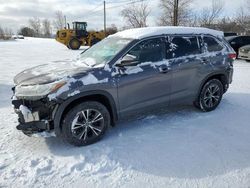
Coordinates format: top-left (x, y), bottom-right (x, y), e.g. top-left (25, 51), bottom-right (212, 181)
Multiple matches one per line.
top-left (12, 27), bottom-right (235, 146)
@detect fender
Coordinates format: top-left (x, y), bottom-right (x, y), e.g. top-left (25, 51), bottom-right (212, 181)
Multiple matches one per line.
top-left (53, 90), bottom-right (118, 137)
top-left (195, 71), bottom-right (229, 100)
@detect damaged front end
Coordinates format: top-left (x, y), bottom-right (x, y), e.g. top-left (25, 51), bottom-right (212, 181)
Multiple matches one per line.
top-left (12, 87), bottom-right (58, 136)
top-left (11, 60), bottom-right (96, 137)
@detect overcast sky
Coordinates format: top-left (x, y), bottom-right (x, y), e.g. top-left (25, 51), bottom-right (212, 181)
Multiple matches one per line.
top-left (0, 0), bottom-right (247, 33)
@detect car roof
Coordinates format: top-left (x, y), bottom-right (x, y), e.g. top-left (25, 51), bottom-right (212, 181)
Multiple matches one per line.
top-left (111, 26), bottom-right (224, 39)
top-left (225, 36), bottom-right (238, 41)
top-left (225, 35), bottom-right (250, 41)
top-left (240, 45), bottom-right (250, 49)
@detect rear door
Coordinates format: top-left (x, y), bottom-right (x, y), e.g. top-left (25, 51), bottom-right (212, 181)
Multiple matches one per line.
top-left (168, 35), bottom-right (204, 103)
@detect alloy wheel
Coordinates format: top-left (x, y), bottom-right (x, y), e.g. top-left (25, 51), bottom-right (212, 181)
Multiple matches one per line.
top-left (71, 109), bottom-right (104, 141)
top-left (202, 84), bottom-right (221, 108)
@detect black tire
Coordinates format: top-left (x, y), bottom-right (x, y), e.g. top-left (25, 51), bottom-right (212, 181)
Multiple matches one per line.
top-left (195, 79), bottom-right (224, 112)
top-left (62, 101), bottom-right (110, 146)
top-left (68, 38), bottom-right (81, 50)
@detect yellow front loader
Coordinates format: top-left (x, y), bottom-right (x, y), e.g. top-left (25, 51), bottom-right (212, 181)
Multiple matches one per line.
top-left (56, 22), bottom-right (106, 50)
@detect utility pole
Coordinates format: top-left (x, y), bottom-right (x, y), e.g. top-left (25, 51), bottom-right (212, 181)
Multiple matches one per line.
top-left (104, 0), bottom-right (107, 36)
top-left (64, 15), bottom-right (67, 29)
top-left (173, 0), bottom-right (179, 26)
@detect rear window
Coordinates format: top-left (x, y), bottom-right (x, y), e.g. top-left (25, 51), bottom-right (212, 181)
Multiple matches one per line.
top-left (167, 36), bottom-right (200, 59)
top-left (242, 36), bottom-right (250, 45)
top-left (203, 36), bottom-right (223, 52)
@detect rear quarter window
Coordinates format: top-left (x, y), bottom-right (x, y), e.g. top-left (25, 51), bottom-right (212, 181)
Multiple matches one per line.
top-left (203, 36), bottom-right (223, 52)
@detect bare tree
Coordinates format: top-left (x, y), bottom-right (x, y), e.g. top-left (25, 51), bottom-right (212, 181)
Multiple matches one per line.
top-left (215, 17), bottom-right (238, 33)
top-left (234, 6), bottom-right (250, 35)
top-left (199, 0), bottom-right (224, 27)
top-left (19, 27), bottom-right (35, 37)
top-left (106, 24), bottom-right (118, 35)
top-left (43, 19), bottom-right (52, 38)
top-left (53, 11), bottom-right (65, 30)
top-left (158, 0), bottom-right (193, 26)
top-left (0, 26), bottom-right (4, 39)
top-left (187, 11), bottom-right (200, 27)
top-left (0, 26), bottom-right (12, 39)
top-left (4, 28), bottom-right (12, 36)
top-left (121, 0), bottom-right (150, 28)
top-left (29, 17), bottom-right (41, 37)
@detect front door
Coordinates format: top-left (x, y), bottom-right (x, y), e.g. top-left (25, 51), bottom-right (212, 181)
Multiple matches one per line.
top-left (116, 37), bottom-right (172, 117)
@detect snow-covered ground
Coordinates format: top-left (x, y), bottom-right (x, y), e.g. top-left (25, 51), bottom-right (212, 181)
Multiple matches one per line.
top-left (0, 38), bottom-right (250, 188)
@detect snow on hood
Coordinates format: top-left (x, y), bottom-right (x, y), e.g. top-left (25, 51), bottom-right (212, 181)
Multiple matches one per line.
top-left (111, 26), bottom-right (224, 40)
top-left (48, 74), bottom-right (109, 100)
top-left (14, 59), bottom-right (93, 85)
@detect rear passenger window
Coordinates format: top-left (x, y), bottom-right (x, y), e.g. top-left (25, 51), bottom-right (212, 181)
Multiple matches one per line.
top-left (167, 36), bottom-right (200, 59)
top-left (127, 38), bottom-right (165, 63)
top-left (203, 36), bottom-right (223, 52)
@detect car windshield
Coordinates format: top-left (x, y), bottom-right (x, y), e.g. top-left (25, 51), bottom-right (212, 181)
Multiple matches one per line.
top-left (76, 37), bottom-right (132, 67)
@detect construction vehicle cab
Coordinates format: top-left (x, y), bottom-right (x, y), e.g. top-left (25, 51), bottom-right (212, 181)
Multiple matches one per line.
top-left (56, 21), bottom-right (106, 50)
top-left (73, 22), bottom-right (88, 38)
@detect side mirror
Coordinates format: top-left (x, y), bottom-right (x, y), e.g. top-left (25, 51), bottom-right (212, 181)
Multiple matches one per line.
top-left (116, 54), bottom-right (139, 67)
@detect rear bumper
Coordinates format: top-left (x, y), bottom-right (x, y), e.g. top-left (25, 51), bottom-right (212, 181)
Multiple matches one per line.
top-left (226, 66), bottom-right (233, 84)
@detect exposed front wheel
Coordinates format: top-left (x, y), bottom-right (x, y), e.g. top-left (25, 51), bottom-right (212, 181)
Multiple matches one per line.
top-left (62, 101), bottom-right (110, 146)
top-left (196, 79), bottom-right (223, 112)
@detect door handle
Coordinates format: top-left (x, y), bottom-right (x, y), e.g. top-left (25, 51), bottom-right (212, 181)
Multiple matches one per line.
top-left (201, 58), bottom-right (209, 64)
top-left (159, 67), bottom-right (170, 73)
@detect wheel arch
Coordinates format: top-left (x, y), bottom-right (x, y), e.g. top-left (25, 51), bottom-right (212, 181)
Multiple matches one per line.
top-left (196, 72), bottom-right (229, 101)
top-left (53, 90), bottom-right (118, 137)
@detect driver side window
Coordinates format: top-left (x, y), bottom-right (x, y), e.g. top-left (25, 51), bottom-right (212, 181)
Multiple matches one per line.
top-left (127, 38), bottom-right (165, 63)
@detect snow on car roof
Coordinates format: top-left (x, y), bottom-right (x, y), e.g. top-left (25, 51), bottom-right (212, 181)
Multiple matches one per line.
top-left (111, 26), bottom-right (224, 39)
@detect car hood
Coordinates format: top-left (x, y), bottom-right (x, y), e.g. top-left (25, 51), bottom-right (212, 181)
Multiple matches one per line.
top-left (14, 59), bottom-right (93, 85)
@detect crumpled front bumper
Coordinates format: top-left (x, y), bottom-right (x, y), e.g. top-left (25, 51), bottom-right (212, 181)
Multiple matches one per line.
top-left (12, 97), bottom-right (55, 135)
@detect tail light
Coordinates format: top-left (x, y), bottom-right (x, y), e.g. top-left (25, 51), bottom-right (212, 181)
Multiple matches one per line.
top-left (228, 53), bottom-right (237, 60)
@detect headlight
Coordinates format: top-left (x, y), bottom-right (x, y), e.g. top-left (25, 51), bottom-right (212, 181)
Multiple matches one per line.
top-left (15, 81), bottom-right (66, 97)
